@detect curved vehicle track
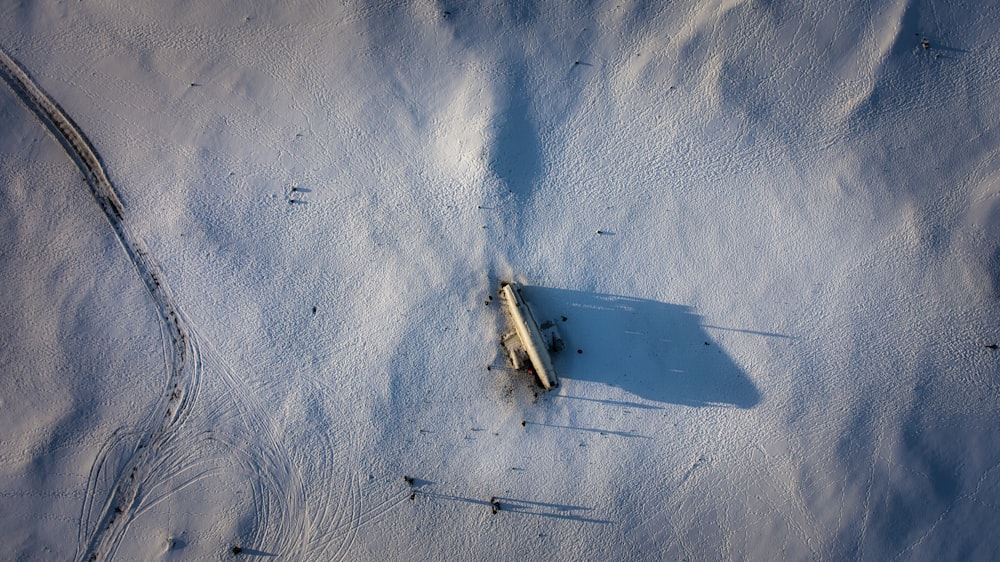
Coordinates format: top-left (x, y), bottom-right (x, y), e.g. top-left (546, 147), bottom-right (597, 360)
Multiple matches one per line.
top-left (0, 47), bottom-right (305, 561)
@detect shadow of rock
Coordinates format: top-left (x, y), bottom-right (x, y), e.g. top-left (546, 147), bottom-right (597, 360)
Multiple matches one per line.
top-left (521, 286), bottom-right (761, 408)
top-left (493, 496), bottom-right (612, 524)
top-left (167, 537), bottom-right (186, 550)
top-left (235, 546), bottom-right (277, 557)
top-left (417, 490), bottom-right (610, 524)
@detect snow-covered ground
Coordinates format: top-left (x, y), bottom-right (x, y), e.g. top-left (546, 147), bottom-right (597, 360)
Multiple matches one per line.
top-left (1, 1), bottom-right (998, 560)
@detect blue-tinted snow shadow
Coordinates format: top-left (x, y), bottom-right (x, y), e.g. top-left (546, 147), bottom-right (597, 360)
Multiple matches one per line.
top-left (233, 547), bottom-right (277, 558)
top-left (488, 72), bottom-right (542, 198)
top-left (416, 491), bottom-right (611, 524)
top-left (991, 245), bottom-right (1000, 300)
top-left (522, 286), bottom-right (761, 409)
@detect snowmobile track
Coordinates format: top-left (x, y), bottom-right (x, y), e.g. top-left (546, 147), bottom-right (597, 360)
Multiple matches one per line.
top-left (0, 47), bottom-right (301, 561)
top-left (0, 46), bottom-right (205, 562)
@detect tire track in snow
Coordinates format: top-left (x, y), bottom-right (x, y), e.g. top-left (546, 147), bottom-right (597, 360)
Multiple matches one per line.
top-left (0, 47), bottom-right (302, 560)
top-left (276, 369), bottom-right (408, 561)
top-left (195, 335), bottom-right (309, 555)
top-left (0, 46), bottom-right (206, 561)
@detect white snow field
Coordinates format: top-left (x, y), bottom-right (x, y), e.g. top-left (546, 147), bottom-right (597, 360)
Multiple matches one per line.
top-left (1, 1), bottom-right (998, 560)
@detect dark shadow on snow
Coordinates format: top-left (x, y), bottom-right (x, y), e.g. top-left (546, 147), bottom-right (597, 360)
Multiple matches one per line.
top-left (488, 72), bottom-right (542, 198)
top-left (492, 496), bottom-right (612, 524)
top-left (523, 420), bottom-right (650, 439)
top-left (552, 394), bottom-right (663, 410)
top-left (702, 324), bottom-right (797, 339)
top-left (521, 286), bottom-right (762, 409)
top-left (234, 546), bottom-right (277, 557)
top-left (914, 34), bottom-right (970, 55)
top-left (989, 245), bottom-right (1000, 301)
top-left (167, 537), bottom-right (186, 550)
top-left (408, 477), bottom-right (435, 488)
top-left (416, 490), bottom-right (611, 524)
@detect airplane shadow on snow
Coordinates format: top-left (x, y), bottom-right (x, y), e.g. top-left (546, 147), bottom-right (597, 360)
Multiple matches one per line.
top-left (521, 286), bottom-right (764, 409)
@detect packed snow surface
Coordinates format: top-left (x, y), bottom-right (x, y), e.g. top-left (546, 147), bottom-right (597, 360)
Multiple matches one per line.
top-left (1, 1), bottom-right (998, 560)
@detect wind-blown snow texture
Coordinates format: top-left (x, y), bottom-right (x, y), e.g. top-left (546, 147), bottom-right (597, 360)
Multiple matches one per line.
top-left (1, 1), bottom-right (998, 560)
